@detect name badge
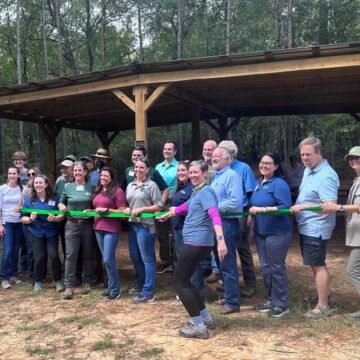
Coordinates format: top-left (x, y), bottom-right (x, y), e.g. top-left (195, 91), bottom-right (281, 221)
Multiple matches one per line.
top-left (48, 200), bottom-right (56, 206)
top-left (76, 185), bottom-right (84, 191)
top-left (129, 171), bottom-right (134, 176)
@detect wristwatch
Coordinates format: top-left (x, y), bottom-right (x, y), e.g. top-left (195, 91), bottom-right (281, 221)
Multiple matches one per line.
top-left (216, 235), bottom-right (224, 241)
top-left (339, 204), bottom-right (345, 212)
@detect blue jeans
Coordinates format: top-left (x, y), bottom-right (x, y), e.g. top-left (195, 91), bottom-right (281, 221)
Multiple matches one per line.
top-left (95, 230), bottom-right (120, 296)
top-left (173, 228), bottom-right (184, 255)
top-left (256, 232), bottom-right (292, 308)
top-left (128, 223), bottom-right (156, 298)
top-left (0, 222), bottom-right (22, 279)
top-left (219, 219), bottom-right (240, 310)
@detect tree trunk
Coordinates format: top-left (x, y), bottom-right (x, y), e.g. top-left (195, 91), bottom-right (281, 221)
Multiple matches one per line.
top-left (287, 0), bottom-right (294, 48)
top-left (225, 0), bottom-right (232, 54)
top-left (177, 0), bottom-right (184, 59)
top-left (16, 0), bottom-right (24, 150)
top-left (318, 0), bottom-right (329, 44)
top-left (42, 0), bottom-right (49, 78)
top-left (137, 0), bottom-right (144, 61)
top-left (85, 0), bottom-right (95, 72)
top-left (101, 0), bottom-right (106, 67)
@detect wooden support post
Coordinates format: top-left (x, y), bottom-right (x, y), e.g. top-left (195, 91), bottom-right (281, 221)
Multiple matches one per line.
top-left (218, 118), bottom-right (227, 140)
top-left (113, 83), bottom-right (170, 149)
top-left (133, 85), bottom-right (148, 148)
top-left (37, 120), bottom-right (60, 176)
top-left (191, 104), bottom-right (201, 159)
top-left (95, 130), bottom-right (120, 154)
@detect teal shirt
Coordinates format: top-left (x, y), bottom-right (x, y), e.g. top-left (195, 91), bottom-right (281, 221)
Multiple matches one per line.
top-left (155, 159), bottom-right (179, 196)
top-left (59, 181), bottom-right (95, 220)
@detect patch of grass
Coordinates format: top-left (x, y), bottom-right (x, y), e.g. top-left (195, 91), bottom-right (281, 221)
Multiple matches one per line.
top-left (59, 314), bottom-right (101, 327)
top-left (64, 337), bottom-right (77, 345)
top-left (25, 345), bottom-right (56, 356)
top-left (139, 347), bottom-right (165, 358)
top-left (91, 339), bottom-right (116, 351)
top-left (16, 324), bottom-right (37, 333)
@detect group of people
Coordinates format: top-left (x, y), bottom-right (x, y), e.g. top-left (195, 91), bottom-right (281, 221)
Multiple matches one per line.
top-left (0, 136), bottom-right (359, 340)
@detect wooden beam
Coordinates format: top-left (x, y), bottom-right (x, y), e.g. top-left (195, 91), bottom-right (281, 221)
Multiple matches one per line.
top-left (133, 85), bottom-right (148, 147)
top-left (166, 86), bottom-right (227, 118)
top-left (144, 83), bottom-right (170, 111)
top-left (112, 89), bottom-right (136, 112)
top-left (204, 119), bottom-right (220, 134)
top-left (1, 53), bottom-right (359, 106)
top-left (96, 130), bottom-right (120, 148)
top-left (350, 113), bottom-right (360, 122)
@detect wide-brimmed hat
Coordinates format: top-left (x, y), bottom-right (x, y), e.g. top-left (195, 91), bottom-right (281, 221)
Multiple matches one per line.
top-left (344, 146), bottom-right (360, 160)
top-left (59, 159), bottom-right (74, 167)
top-left (91, 148), bottom-right (111, 160)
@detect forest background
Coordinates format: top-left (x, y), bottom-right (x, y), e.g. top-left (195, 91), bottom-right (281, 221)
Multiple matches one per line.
top-left (0, 0), bottom-right (359, 179)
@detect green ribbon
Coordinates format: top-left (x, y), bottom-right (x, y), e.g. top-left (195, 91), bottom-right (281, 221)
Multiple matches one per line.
top-left (20, 206), bottom-right (322, 219)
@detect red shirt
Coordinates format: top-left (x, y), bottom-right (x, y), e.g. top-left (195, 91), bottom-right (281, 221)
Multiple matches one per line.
top-left (92, 187), bottom-right (126, 233)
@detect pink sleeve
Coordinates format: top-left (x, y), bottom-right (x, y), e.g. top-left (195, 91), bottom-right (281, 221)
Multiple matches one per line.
top-left (115, 188), bottom-right (127, 208)
top-left (207, 207), bottom-right (222, 226)
top-left (175, 203), bottom-right (189, 215)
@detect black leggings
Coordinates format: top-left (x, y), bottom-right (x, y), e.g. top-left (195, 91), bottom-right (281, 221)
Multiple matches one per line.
top-left (173, 244), bottom-right (212, 317)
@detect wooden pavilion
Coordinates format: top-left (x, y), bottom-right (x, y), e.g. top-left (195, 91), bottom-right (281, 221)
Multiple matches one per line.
top-left (0, 42), bottom-right (360, 174)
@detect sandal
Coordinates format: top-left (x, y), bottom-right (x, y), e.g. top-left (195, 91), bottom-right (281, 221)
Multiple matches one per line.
top-left (304, 304), bottom-right (333, 318)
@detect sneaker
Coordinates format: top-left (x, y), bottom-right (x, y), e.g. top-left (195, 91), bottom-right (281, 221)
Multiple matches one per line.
top-left (179, 324), bottom-right (209, 339)
top-left (55, 281), bottom-right (65, 292)
top-left (132, 295), bottom-right (155, 304)
top-left (256, 300), bottom-right (275, 313)
top-left (345, 310), bottom-right (360, 320)
top-left (1, 280), bottom-right (11, 289)
top-left (188, 317), bottom-right (216, 330)
top-left (128, 287), bottom-right (142, 295)
top-left (9, 276), bottom-right (22, 285)
top-left (82, 283), bottom-right (91, 294)
top-left (206, 272), bottom-right (220, 284)
top-left (100, 290), bottom-right (110, 299)
top-left (106, 293), bottom-right (121, 301)
top-left (156, 264), bottom-right (173, 274)
top-left (33, 282), bottom-right (42, 292)
top-left (268, 306), bottom-right (290, 318)
top-left (63, 288), bottom-right (74, 300)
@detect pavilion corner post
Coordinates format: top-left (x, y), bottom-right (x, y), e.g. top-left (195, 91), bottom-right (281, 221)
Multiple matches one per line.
top-left (133, 85), bottom-right (149, 148)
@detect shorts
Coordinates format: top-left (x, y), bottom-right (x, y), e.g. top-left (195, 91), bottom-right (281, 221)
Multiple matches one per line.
top-left (299, 234), bottom-right (328, 266)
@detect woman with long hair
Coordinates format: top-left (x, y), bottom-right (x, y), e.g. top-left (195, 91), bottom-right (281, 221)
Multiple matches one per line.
top-left (124, 158), bottom-right (163, 304)
top-left (91, 167), bottom-right (126, 301)
top-left (21, 175), bottom-right (64, 292)
top-left (59, 161), bottom-right (96, 300)
top-left (0, 167), bottom-right (23, 289)
top-left (248, 152), bottom-right (292, 318)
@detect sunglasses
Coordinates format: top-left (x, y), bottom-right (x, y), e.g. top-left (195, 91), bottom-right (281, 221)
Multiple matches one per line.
top-left (27, 172), bottom-right (36, 177)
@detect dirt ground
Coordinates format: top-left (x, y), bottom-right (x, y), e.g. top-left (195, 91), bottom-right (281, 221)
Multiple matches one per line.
top-left (0, 225), bottom-right (359, 360)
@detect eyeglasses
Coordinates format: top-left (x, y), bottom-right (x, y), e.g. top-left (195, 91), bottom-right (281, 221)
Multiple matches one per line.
top-left (259, 161), bottom-right (274, 166)
top-left (14, 158), bottom-right (24, 162)
top-left (27, 172), bottom-right (36, 177)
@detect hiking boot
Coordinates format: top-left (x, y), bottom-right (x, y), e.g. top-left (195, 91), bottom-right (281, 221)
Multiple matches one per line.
top-left (132, 295), bottom-right (155, 304)
top-left (220, 305), bottom-right (239, 315)
top-left (9, 276), bottom-right (22, 285)
top-left (188, 317), bottom-right (216, 330)
top-left (206, 272), bottom-right (220, 284)
top-left (179, 324), bottom-right (209, 339)
top-left (55, 281), bottom-right (65, 292)
top-left (256, 300), bottom-right (275, 313)
top-left (268, 306), bottom-right (290, 318)
top-left (82, 283), bottom-right (91, 294)
top-left (1, 280), bottom-right (11, 289)
top-left (63, 288), bottom-right (74, 300)
top-left (33, 282), bottom-right (42, 292)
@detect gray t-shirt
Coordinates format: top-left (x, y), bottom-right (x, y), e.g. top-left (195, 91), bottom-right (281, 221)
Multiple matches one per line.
top-left (0, 184), bottom-right (22, 223)
top-left (126, 178), bottom-right (163, 233)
